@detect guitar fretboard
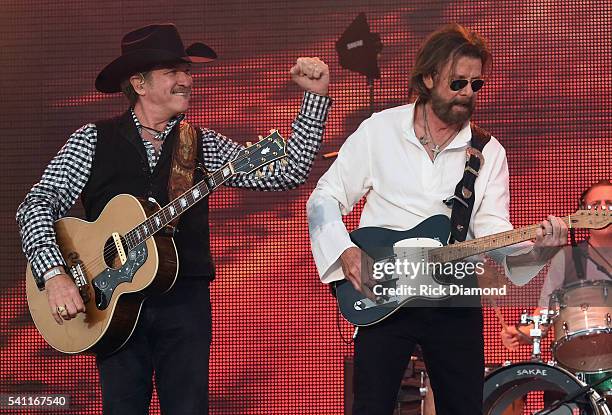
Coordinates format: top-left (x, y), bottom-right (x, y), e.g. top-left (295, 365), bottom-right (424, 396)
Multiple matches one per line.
top-left (429, 208), bottom-right (611, 263)
top-left (428, 224), bottom-right (542, 263)
top-left (123, 163), bottom-right (235, 250)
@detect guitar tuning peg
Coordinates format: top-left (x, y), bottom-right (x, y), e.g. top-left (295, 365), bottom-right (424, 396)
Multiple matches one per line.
top-left (246, 141), bottom-right (252, 147)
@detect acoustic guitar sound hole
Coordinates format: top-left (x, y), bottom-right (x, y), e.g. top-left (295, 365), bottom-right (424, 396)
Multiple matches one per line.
top-left (103, 235), bottom-right (127, 269)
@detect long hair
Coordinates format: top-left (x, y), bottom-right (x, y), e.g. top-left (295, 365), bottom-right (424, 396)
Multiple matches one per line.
top-left (409, 24), bottom-right (492, 103)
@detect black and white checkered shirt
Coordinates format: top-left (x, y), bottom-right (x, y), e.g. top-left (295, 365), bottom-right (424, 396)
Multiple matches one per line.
top-left (17, 92), bottom-right (331, 284)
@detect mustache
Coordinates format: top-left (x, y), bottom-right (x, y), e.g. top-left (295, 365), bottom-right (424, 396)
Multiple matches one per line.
top-left (171, 87), bottom-right (191, 94)
top-left (451, 98), bottom-right (474, 107)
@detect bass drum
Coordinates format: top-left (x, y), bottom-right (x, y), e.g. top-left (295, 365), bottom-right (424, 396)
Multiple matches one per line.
top-left (483, 362), bottom-right (611, 415)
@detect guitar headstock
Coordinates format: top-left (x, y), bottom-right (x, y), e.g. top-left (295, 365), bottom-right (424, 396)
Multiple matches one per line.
top-left (232, 130), bottom-right (287, 175)
top-left (570, 208), bottom-right (611, 230)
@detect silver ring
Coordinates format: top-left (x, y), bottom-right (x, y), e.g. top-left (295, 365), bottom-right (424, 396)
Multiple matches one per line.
top-left (545, 232), bottom-right (553, 235)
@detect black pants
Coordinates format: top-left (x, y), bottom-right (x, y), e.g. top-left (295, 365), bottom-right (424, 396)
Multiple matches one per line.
top-left (352, 307), bottom-right (484, 415)
top-left (96, 278), bottom-right (212, 415)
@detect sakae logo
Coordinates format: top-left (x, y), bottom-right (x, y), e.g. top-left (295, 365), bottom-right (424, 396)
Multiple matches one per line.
top-left (516, 369), bottom-right (548, 376)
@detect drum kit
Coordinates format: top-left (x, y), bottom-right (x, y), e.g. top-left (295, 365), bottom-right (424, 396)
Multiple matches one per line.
top-left (482, 279), bottom-right (612, 414)
top-left (391, 280), bottom-right (611, 415)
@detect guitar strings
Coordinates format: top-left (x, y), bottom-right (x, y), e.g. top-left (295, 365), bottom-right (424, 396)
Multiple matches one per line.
top-left (362, 220), bottom-right (588, 290)
top-left (73, 149), bottom-right (280, 275)
top-left (78, 155), bottom-right (257, 272)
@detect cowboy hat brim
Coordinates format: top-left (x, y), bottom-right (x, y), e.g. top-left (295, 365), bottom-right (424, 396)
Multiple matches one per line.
top-left (95, 42), bottom-right (216, 93)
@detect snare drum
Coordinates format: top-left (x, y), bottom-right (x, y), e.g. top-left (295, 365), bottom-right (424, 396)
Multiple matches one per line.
top-left (483, 362), bottom-right (611, 415)
top-left (549, 280), bottom-right (612, 372)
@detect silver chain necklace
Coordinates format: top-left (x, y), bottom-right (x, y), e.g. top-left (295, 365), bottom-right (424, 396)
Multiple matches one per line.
top-left (419, 104), bottom-right (459, 160)
top-left (140, 125), bottom-right (165, 141)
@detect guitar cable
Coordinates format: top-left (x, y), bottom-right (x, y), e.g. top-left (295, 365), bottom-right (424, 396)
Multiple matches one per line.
top-left (336, 308), bottom-right (355, 345)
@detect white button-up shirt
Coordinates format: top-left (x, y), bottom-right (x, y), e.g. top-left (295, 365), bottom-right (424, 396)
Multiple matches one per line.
top-left (307, 103), bottom-right (540, 284)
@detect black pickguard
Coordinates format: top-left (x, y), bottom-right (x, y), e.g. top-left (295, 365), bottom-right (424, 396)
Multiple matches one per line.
top-left (92, 244), bottom-right (148, 310)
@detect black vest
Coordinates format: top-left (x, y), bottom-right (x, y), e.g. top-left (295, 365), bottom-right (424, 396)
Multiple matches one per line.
top-left (81, 111), bottom-right (215, 280)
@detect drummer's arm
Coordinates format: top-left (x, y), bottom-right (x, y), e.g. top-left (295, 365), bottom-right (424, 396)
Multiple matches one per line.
top-left (500, 307), bottom-right (552, 351)
top-left (501, 248), bottom-right (568, 351)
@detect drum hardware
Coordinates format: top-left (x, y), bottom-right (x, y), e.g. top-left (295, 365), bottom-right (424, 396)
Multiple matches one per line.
top-left (419, 371), bottom-right (428, 415)
top-left (577, 371), bottom-right (612, 397)
top-left (419, 372), bottom-right (428, 398)
top-left (519, 309), bottom-right (553, 361)
top-left (534, 371), bottom-right (612, 415)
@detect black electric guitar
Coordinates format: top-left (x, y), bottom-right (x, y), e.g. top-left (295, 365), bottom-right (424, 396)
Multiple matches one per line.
top-left (26, 131), bottom-right (287, 355)
top-left (335, 210), bottom-right (611, 326)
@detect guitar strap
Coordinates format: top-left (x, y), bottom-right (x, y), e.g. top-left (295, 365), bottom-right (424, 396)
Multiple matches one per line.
top-left (567, 240), bottom-right (587, 282)
top-left (447, 122), bottom-right (491, 243)
top-left (168, 120), bottom-right (199, 226)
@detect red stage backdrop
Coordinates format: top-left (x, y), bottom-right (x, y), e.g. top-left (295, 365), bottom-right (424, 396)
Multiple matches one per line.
top-left (1, 1), bottom-right (610, 414)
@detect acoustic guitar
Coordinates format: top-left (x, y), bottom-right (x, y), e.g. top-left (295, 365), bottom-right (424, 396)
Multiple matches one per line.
top-left (26, 131), bottom-right (287, 355)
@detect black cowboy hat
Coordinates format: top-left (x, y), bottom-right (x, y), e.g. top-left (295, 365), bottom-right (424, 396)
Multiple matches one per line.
top-left (95, 23), bottom-right (217, 93)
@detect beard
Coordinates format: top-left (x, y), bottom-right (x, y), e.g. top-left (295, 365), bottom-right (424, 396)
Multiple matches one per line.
top-left (430, 89), bottom-right (476, 125)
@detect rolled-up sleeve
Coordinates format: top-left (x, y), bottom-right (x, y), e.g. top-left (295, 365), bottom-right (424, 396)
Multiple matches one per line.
top-left (472, 144), bottom-right (543, 285)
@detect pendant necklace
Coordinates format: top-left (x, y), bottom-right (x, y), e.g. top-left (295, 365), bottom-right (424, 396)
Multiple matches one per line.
top-left (419, 104), bottom-right (458, 160)
top-left (140, 125), bottom-right (164, 141)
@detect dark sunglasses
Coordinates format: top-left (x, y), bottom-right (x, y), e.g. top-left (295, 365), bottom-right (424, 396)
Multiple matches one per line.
top-left (449, 78), bottom-right (485, 92)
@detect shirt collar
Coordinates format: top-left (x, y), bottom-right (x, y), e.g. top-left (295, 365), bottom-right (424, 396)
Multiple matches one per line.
top-left (130, 108), bottom-right (185, 141)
